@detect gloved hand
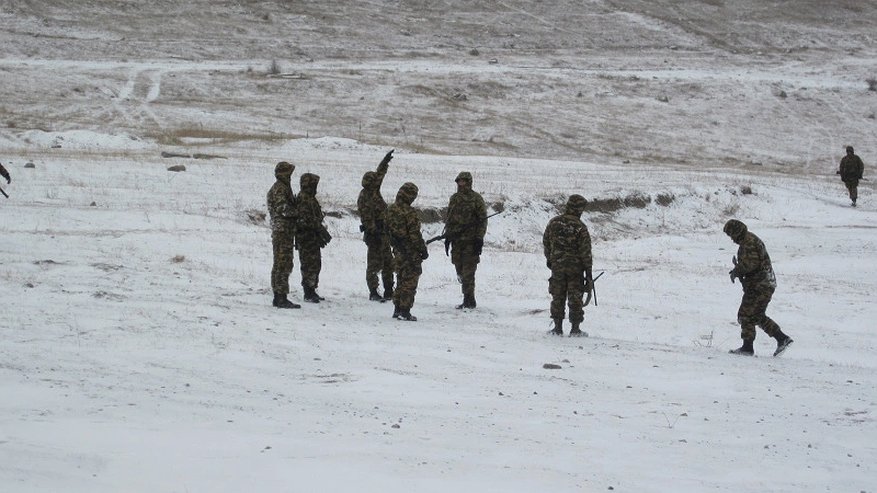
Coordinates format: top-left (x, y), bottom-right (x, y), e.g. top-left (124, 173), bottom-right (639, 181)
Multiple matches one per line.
top-left (380, 149), bottom-right (394, 167)
top-left (546, 260), bottom-right (552, 269)
top-left (729, 269), bottom-right (738, 283)
top-left (474, 238), bottom-right (484, 256)
top-left (420, 249), bottom-right (429, 260)
top-left (444, 238), bottom-right (451, 256)
top-left (584, 269), bottom-right (593, 292)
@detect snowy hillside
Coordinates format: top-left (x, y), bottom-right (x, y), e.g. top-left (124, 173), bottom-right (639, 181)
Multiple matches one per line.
top-left (1, 2), bottom-right (876, 492)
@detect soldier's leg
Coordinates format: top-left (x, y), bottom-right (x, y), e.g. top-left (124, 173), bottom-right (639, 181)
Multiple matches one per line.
top-left (750, 287), bottom-right (781, 338)
top-left (299, 240), bottom-right (321, 289)
top-left (396, 262), bottom-right (421, 311)
top-left (461, 247), bottom-right (479, 301)
top-left (737, 290), bottom-right (760, 342)
top-left (271, 234), bottom-right (294, 295)
top-left (380, 237), bottom-right (395, 294)
top-left (549, 269), bottom-right (568, 321)
top-left (365, 241), bottom-right (381, 293)
top-left (451, 243), bottom-right (465, 294)
top-left (851, 180), bottom-right (858, 203)
top-left (567, 272), bottom-right (585, 325)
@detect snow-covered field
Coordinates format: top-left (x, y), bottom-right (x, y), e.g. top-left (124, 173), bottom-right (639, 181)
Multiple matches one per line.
top-left (1, 2), bottom-right (876, 492)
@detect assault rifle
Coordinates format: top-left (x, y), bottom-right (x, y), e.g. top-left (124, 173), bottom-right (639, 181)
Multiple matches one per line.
top-left (584, 271), bottom-right (604, 307)
top-left (426, 211), bottom-right (502, 255)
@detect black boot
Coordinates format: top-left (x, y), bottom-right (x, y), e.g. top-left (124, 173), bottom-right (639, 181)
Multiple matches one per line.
top-left (456, 293), bottom-right (476, 310)
top-left (773, 331), bottom-right (794, 357)
top-left (397, 309), bottom-right (417, 321)
top-left (273, 292), bottom-right (301, 309)
top-left (369, 288), bottom-right (383, 302)
top-left (548, 318), bottom-right (563, 336)
top-left (729, 339), bottom-right (755, 356)
top-left (569, 322), bottom-right (588, 337)
top-left (303, 286), bottom-right (321, 303)
top-left (383, 286), bottom-right (394, 301)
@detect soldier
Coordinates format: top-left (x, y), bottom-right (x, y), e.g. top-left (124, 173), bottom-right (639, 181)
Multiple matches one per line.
top-left (837, 146), bottom-right (865, 207)
top-left (723, 219), bottom-right (793, 356)
top-left (295, 173), bottom-right (332, 303)
top-left (444, 171), bottom-right (487, 309)
top-left (543, 194), bottom-right (593, 337)
top-left (385, 182), bottom-right (428, 321)
top-left (357, 150), bottom-right (395, 301)
top-left (266, 161), bottom-right (301, 309)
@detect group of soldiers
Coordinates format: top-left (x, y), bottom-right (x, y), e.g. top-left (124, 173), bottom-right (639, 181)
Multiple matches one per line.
top-left (264, 147), bottom-right (864, 353)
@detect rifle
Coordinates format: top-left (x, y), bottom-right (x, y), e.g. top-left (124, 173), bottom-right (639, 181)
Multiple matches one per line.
top-left (426, 211), bottom-right (502, 246)
top-left (584, 271), bottom-right (604, 307)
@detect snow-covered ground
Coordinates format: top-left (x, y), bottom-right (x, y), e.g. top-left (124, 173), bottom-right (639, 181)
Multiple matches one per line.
top-left (1, 1), bottom-right (876, 492)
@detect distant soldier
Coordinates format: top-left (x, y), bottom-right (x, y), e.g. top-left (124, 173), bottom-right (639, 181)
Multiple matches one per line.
top-left (266, 161), bottom-right (301, 309)
top-left (837, 146), bottom-right (864, 207)
top-left (357, 150), bottom-right (395, 301)
top-left (295, 173), bottom-right (332, 303)
top-left (723, 219), bottom-right (793, 357)
top-left (543, 194), bottom-right (593, 337)
top-left (444, 171), bottom-right (487, 309)
top-left (385, 182), bottom-right (428, 321)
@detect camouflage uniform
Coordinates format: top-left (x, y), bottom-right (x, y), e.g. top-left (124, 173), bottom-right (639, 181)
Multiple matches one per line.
top-left (385, 182), bottom-right (428, 320)
top-left (357, 151), bottom-right (394, 299)
top-left (724, 219), bottom-right (792, 356)
top-left (295, 173), bottom-right (331, 302)
top-left (266, 162), bottom-right (300, 309)
top-left (543, 195), bottom-right (592, 335)
top-left (839, 147), bottom-right (864, 206)
top-left (444, 171), bottom-right (487, 308)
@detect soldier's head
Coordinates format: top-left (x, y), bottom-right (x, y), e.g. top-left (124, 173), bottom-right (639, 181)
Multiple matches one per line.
top-left (396, 182), bottom-right (419, 206)
top-left (564, 194), bottom-right (588, 216)
top-left (300, 173), bottom-right (320, 194)
top-left (361, 170), bottom-right (378, 189)
top-left (723, 219), bottom-right (748, 243)
top-left (846, 146), bottom-right (855, 155)
top-left (455, 171), bottom-right (472, 191)
top-left (274, 161), bottom-right (294, 181)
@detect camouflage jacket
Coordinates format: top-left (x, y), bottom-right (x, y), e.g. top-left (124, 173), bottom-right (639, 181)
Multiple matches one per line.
top-left (445, 189), bottom-right (487, 242)
top-left (266, 180), bottom-right (296, 235)
top-left (543, 213), bottom-right (593, 271)
top-left (295, 191), bottom-right (326, 244)
top-left (357, 160), bottom-right (389, 236)
top-left (733, 232), bottom-right (777, 291)
top-left (840, 154), bottom-right (864, 182)
top-left (385, 202), bottom-right (426, 263)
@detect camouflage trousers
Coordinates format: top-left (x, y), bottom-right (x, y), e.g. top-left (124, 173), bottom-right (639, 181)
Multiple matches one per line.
top-left (844, 180), bottom-right (859, 202)
top-left (451, 241), bottom-right (480, 297)
top-left (271, 232), bottom-right (295, 294)
top-left (297, 239), bottom-right (322, 290)
top-left (737, 286), bottom-right (781, 341)
top-left (365, 235), bottom-right (394, 292)
top-left (549, 267), bottom-right (587, 323)
top-left (393, 259), bottom-right (422, 311)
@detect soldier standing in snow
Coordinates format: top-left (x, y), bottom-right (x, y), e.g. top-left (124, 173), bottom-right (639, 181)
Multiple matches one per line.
top-left (837, 146), bottom-right (865, 207)
top-left (357, 150), bottom-right (395, 301)
top-left (723, 219), bottom-right (793, 356)
top-left (296, 173), bottom-right (332, 303)
top-left (543, 194), bottom-right (593, 337)
top-left (443, 171), bottom-right (487, 309)
top-left (385, 182), bottom-right (428, 321)
top-left (266, 161), bottom-right (301, 309)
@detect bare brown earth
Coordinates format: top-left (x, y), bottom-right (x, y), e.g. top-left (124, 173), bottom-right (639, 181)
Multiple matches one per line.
top-left (1, 0), bottom-right (875, 171)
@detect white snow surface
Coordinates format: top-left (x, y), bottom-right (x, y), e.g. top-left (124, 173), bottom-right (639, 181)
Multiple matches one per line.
top-left (1, 136), bottom-right (875, 493)
top-left (1, 1), bottom-right (877, 491)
